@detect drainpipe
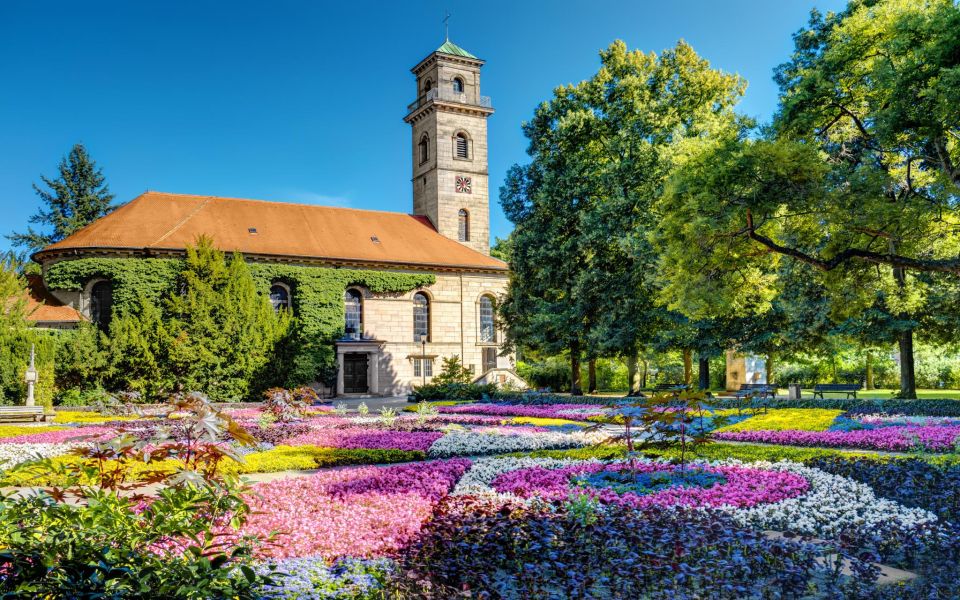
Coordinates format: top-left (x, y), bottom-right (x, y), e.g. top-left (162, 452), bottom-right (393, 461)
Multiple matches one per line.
top-left (459, 273), bottom-right (465, 365)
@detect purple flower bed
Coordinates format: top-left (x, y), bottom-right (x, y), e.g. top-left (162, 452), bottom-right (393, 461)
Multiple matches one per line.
top-left (715, 425), bottom-right (960, 452)
top-left (438, 403), bottom-right (604, 420)
top-left (280, 428), bottom-right (443, 452)
top-left (491, 462), bottom-right (808, 508)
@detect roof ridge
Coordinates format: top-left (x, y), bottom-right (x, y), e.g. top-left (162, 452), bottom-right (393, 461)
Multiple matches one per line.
top-left (143, 191), bottom-right (424, 219)
top-left (149, 195), bottom-right (213, 247)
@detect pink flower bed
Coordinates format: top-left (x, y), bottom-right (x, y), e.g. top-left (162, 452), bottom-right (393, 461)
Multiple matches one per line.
top-left (491, 463), bottom-right (809, 509)
top-left (0, 426), bottom-right (117, 444)
top-left (439, 403), bottom-right (605, 420)
top-left (715, 425), bottom-right (960, 452)
top-left (280, 427), bottom-right (443, 452)
top-left (239, 459), bottom-right (471, 559)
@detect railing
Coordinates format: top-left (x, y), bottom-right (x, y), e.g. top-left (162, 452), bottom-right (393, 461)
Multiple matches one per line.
top-left (407, 87), bottom-right (492, 112)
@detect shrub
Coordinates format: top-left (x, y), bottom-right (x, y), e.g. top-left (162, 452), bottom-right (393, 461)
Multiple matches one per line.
top-left (410, 382), bottom-right (498, 401)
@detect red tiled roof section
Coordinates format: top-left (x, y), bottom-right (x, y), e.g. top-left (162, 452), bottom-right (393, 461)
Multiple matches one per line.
top-left (38, 192), bottom-right (508, 271)
top-left (24, 274), bottom-right (83, 323)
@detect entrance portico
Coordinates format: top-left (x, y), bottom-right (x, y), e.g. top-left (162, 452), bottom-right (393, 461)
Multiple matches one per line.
top-left (336, 339), bottom-right (385, 397)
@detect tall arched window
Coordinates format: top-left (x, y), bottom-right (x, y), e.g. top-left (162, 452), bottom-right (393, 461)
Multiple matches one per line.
top-left (424, 79), bottom-right (433, 92)
top-left (452, 77), bottom-right (464, 93)
top-left (419, 134), bottom-right (429, 164)
top-left (90, 281), bottom-right (113, 331)
top-left (413, 292), bottom-right (430, 342)
top-left (344, 289), bottom-right (363, 340)
top-left (269, 283), bottom-right (291, 313)
top-left (458, 209), bottom-right (469, 242)
top-left (479, 295), bottom-right (496, 343)
top-left (454, 133), bottom-right (469, 159)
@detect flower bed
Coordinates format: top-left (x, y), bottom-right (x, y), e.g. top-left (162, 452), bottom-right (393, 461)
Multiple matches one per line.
top-left (715, 425), bottom-right (960, 452)
top-left (0, 442), bottom-right (85, 468)
top-left (715, 408), bottom-right (843, 432)
top-left (279, 428), bottom-right (443, 452)
top-left (238, 459), bottom-right (470, 559)
top-left (0, 426), bottom-right (117, 445)
top-left (427, 430), bottom-right (603, 458)
top-left (438, 403), bottom-right (606, 420)
top-left (490, 462), bottom-right (809, 509)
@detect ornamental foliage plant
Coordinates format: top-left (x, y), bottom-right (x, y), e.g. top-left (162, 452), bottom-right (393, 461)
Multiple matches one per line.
top-left (0, 391), bottom-right (275, 598)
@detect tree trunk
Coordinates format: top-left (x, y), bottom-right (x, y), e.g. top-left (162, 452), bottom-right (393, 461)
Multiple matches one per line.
top-left (626, 355), bottom-right (641, 396)
top-left (570, 345), bottom-right (582, 396)
top-left (891, 240), bottom-right (917, 399)
top-left (682, 349), bottom-right (693, 385)
top-left (697, 356), bottom-right (710, 390)
top-left (898, 330), bottom-right (917, 399)
top-left (766, 354), bottom-right (775, 386)
top-left (641, 359), bottom-right (649, 390)
top-left (865, 350), bottom-right (874, 390)
top-left (587, 359), bottom-right (597, 394)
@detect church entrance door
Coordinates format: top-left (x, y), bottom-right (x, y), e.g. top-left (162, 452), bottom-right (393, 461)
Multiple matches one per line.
top-left (343, 353), bottom-right (369, 394)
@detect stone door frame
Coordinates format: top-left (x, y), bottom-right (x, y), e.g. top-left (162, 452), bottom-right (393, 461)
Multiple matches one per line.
top-left (335, 340), bottom-right (385, 397)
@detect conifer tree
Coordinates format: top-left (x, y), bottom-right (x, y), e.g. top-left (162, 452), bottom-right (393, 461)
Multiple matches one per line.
top-left (8, 144), bottom-right (114, 253)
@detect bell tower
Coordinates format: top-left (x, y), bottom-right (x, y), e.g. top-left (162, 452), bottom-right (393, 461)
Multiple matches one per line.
top-left (404, 39), bottom-right (494, 255)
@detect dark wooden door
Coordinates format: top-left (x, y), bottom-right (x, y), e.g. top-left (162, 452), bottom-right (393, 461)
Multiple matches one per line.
top-left (343, 353), bottom-right (369, 394)
top-left (482, 347), bottom-right (497, 373)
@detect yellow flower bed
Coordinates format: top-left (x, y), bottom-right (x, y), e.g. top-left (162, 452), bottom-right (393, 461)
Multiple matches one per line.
top-left (51, 411), bottom-right (143, 424)
top-left (509, 417), bottom-right (586, 427)
top-left (714, 408), bottom-right (844, 433)
top-left (0, 425), bottom-right (69, 439)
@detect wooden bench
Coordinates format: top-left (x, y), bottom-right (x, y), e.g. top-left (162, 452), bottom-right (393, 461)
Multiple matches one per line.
top-left (813, 383), bottom-right (862, 399)
top-left (733, 384), bottom-right (776, 400)
top-left (0, 406), bottom-right (49, 423)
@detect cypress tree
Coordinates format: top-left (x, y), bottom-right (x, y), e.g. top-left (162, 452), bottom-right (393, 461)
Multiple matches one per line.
top-left (7, 144), bottom-right (114, 253)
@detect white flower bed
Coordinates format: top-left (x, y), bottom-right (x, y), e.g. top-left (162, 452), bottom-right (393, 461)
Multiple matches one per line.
top-left (0, 443), bottom-right (82, 468)
top-left (722, 460), bottom-right (936, 538)
top-left (427, 430), bottom-right (605, 458)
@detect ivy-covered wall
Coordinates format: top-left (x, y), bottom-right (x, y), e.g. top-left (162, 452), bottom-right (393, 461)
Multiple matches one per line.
top-left (45, 257), bottom-right (436, 386)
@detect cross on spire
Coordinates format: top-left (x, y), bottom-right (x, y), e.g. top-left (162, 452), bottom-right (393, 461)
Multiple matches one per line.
top-left (443, 11), bottom-right (450, 41)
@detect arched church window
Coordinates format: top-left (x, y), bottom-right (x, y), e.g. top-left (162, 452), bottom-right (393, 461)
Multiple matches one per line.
top-left (269, 283), bottom-right (291, 313)
top-left (424, 79), bottom-right (433, 92)
top-left (479, 295), bottom-right (496, 343)
top-left (344, 289), bottom-right (363, 340)
top-left (90, 280), bottom-right (113, 331)
top-left (454, 133), bottom-right (469, 159)
top-left (452, 77), bottom-right (464, 94)
top-left (419, 134), bottom-right (429, 164)
top-left (458, 209), bottom-right (469, 242)
top-left (413, 292), bottom-right (430, 342)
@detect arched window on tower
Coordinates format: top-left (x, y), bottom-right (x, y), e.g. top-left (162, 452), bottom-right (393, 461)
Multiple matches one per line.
top-left (419, 134), bottom-right (429, 164)
top-left (344, 289), bottom-right (363, 340)
top-left (454, 133), bottom-right (469, 159)
top-left (413, 292), bottom-right (430, 342)
top-left (90, 281), bottom-right (113, 331)
top-left (458, 209), bottom-right (470, 242)
top-left (479, 295), bottom-right (496, 343)
top-left (423, 79), bottom-right (433, 93)
top-left (269, 283), bottom-right (291, 313)
top-left (452, 77), bottom-right (464, 94)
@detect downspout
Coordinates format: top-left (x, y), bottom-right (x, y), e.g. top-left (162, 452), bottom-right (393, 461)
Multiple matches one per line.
top-left (460, 273), bottom-right (465, 364)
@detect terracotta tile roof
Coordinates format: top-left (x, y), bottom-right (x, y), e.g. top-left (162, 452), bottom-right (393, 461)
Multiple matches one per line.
top-left (24, 274), bottom-right (83, 323)
top-left (36, 192), bottom-right (508, 271)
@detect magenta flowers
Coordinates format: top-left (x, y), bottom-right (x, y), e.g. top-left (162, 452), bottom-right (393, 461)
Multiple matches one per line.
top-left (239, 459), bottom-right (470, 559)
top-left (0, 426), bottom-right (117, 445)
top-left (715, 425), bottom-right (960, 452)
top-left (491, 462), bottom-right (808, 509)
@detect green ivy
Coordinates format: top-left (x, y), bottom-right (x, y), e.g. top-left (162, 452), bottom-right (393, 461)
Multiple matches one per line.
top-left (45, 258), bottom-right (435, 387)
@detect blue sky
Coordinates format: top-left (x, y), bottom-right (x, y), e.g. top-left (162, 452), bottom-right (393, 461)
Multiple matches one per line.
top-left (0, 0), bottom-right (847, 255)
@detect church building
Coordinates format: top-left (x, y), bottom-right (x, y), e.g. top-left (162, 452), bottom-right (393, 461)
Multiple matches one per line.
top-left (30, 39), bottom-right (522, 397)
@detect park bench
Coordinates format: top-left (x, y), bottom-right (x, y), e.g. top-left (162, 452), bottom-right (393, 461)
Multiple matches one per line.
top-left (0, 406), bottom-right (49, 423)
top-left (653, 383), bottom-right (689, 394)
top-left (813, 383), bottom-right (862, 399)
top-left (733, 384), bottom-right (776, 400)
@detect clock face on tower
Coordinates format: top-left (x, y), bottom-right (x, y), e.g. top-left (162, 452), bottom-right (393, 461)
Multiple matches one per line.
top-left (455, 175), bottom-right (472, 194)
